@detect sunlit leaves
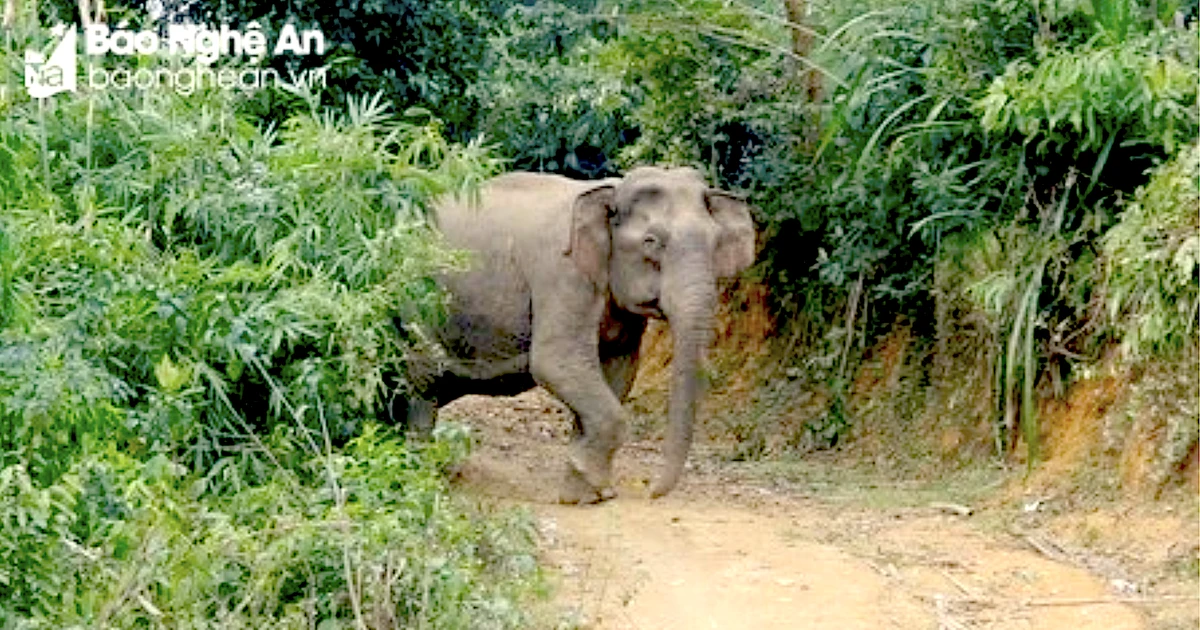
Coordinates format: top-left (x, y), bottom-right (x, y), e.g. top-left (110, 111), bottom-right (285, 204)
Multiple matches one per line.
top-left (978, 29), bottom-right (1199, 156)
top-left (1091, 0), bottom-right (1138, 42)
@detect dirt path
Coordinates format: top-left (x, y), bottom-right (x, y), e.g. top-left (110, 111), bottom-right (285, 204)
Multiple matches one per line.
top-left (537, 496), bottom-right (932, 629)
top-left (444, 390), bottom-right (1156, 630)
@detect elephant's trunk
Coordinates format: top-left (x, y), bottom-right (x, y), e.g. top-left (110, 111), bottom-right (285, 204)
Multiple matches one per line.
top-left (651, 245), bottom-right (716, 498)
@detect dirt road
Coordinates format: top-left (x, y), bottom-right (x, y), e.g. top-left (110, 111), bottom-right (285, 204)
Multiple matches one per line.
top-left (445, 390), bottom-right (1161, 630)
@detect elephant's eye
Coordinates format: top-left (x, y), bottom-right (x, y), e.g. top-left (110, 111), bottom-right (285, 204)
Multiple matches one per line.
top-left (632, 186), bottom-right (663, 207)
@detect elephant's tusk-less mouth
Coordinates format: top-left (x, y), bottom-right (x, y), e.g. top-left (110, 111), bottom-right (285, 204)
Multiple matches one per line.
top-left (630, 299), bottom-right (663, 318)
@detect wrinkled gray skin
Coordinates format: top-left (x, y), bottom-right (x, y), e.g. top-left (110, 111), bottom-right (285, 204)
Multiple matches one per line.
top-left (393, 166), bottom-right (756, 503)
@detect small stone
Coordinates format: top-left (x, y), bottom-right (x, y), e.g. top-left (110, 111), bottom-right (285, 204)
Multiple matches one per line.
top-left (1111, 578), bottom-right (1139, 594)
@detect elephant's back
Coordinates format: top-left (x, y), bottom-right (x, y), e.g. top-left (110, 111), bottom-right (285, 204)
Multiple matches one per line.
top-left (432, 172), bottom-right (599, 272)
top-left (483, 171), bottom-right (595, 196)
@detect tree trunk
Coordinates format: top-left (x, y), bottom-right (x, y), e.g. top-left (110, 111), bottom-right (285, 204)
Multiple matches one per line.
top-left (3, 0), bottom-right (18, 28)
top-left (784, 0), bottom-right (811, 74)
top-left (784, 0), bottom-right (823, 149)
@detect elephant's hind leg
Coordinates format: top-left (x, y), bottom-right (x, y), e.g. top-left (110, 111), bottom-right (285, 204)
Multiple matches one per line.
top-left (600, 308), bottom-right (646, 403)
top-left (599, 351), bottom-right (642, 451)
top-left (601, 344), bottom-right (643, 403)
top-left (405, 397), bottom-right (437, 437)
top-left (599, 316), bottom-right (645, 454)
top-left (382, 389), bottom-right (438, 438)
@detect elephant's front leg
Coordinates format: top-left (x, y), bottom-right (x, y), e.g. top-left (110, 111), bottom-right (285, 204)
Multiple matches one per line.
top-left (535, 357), bottom-right (627, 503)
top-left (530, 304), bottom-right (627, 504)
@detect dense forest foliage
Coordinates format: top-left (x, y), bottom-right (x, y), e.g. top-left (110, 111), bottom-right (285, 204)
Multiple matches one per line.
top-left (1, 0), bottom-right (1197, 627)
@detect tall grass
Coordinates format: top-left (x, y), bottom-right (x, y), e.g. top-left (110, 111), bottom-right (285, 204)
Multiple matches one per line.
top-left (963, 173), bottom-right (1085, 463)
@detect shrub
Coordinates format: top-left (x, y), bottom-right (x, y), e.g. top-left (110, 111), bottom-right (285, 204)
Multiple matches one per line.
top-left (1, 26), bottom-right (541, 626)
top-left (0, 425), bottom-right (542, 629)
top-left (1100, 140), bottom-right (1200, 359)
top-left (0, 80), bottom-right (498, 482)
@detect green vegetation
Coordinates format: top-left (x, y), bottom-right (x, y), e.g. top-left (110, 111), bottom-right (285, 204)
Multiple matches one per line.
top-left (1100, 141), bottom-right (1200, 359)
top-left (0, 40), bottom-right (537, 625)
top-left (1, 427), bottom-right (539, 628)
top-left (2, 0), bottom-right (1197, 623)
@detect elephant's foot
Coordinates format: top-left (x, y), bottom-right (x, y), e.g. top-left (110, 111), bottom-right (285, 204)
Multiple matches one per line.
top-left (557, 461), bottom-right (616, 505)
top-left (405, 397), bottom-right (437, 438)
top-left (567, 440), bottom-right (616, 489)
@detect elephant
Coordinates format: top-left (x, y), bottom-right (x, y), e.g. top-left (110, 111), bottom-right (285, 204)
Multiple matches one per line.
top-left (388, 165), bottom-right (757, 504)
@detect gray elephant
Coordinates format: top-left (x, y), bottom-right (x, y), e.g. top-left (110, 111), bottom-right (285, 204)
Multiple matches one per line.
top-left (389, 166), bottom-right (756, 503)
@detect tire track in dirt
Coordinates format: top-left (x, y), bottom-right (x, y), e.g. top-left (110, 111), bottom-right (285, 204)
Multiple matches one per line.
top-left (444, 390), bottom-right (1148, 630)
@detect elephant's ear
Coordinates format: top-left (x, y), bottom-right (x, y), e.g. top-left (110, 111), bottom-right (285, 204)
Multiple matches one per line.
top-left (706, 190), bottom-right (757, 279)
top-left (565, 184), bottom-right (616, 286)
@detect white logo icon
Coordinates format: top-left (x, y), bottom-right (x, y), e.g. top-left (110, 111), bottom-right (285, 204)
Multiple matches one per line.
top-left (20, 21), bottom-right (327, 98)
top-left (24, 25), bottom-right (78, 98)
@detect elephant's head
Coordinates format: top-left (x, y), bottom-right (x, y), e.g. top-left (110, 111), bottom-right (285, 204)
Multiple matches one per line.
top-left (566, 166), bottom-right (756, 497)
